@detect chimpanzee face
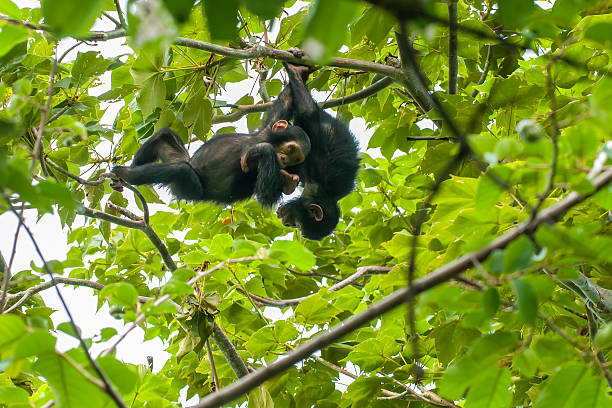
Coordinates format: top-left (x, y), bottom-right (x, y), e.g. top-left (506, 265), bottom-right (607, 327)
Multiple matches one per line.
top-left (270, 120), bottom-right (310, 169)
top-left (276, 141), bottom-right (306, 168)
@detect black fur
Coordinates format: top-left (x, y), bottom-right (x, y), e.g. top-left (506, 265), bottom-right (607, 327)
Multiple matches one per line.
top-left (112, 87), bottom-right (310, 208)
top-left (277, 63), bottom-right (360, 240)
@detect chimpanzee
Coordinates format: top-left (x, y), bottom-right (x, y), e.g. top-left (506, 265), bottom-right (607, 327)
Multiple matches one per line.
top-left (276, 62), bottom-right (361, 240)
top-left (111, 86), bottom-right (311, 208)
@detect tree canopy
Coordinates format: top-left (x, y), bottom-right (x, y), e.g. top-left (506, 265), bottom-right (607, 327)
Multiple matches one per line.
top-left (1, 0), bottom-right (612, 407)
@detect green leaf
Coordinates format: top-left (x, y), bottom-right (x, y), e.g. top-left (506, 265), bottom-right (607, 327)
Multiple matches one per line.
top-left (243, 0), bottom-right (284, 20)
top-left (202, 0), bottom-right (239, 40)
top-left (504, 236), bottom-right (535, 274)
top-left (0, 25), bottom-right (27, 57)
top-left (511, 279), bottom-right (538, 324)
top-left (138, 73), bottom-right (166, 118)
top-left (101, 282), bottom-right (139, 306)
top-left (269, 240), bottom-right (315, 270)
top-left (513, 348), bottom-right (537, 378)
top-left (71, 51), bottom-right (112, 88)
top-left (97, 355), bottom-right (138, 394)
top-left (584, 23), bottom-right (612, 49)
top-left (249, 385), bottom-right (274, 408)
top-left (481, 287), bottom-right (499, 319)
top-left (464, 366), bottom-right (512, 408)
top-left (0, 0), bottom-right (21, 19)
top-left (0, 386), bottom-right (29, 403)
top-left (497, 0), bottom-right (534, 29)
top-left (0, 315), bottom-right (26, 350)
top-left (41, 0), bottom-right (104, 37)
top-left (302, 0), bottom-right (359, 62)
top-left (162, 0), bottom-right (196, 23)
top-left (34, 353), bottom-right (110, 408)
top-left (535, 364), bottom-right (611, 408)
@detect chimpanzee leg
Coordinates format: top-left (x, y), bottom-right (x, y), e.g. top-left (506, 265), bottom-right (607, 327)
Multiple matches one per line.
top-left (113, 162), bottom-right (203, 201)
top-left (132, 127), bottom-right (189, 166)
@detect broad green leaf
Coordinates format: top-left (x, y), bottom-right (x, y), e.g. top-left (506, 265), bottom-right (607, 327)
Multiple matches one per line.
top-left (535, 364), bottom-right (611, 408)
top-left (0, 386), bottom-right (29, 403)
top-left (201, 0), bottom-right (239, 40)
top-left (513, 348), bottom-right (537, 378)
top-left (33, 353), bottom-right (110, 408)
top-left (41, 0), bottom-right (104, 37)
top-left (71, 52), bottom-right (112, 88)
top-left (249, 385), bottom-right (274, 408)
top-left (0, 315), bottom-right (26, 350)
top-left (0, 0), bottom-right (20, 19)
top-left (0, 25), bottom-right (27, 57)
top-left (97, 355), bottom-right (138, 394)
top-left (504, 236), bottom-right (535, 274)
top-left (302, 0), bottom-right (359, 62)
top-left (497, 0), bottom-right (534, 29)
top-left (269, 240), bottom-right (315, 270)
top-left (465, 366), bottom-right (512, 408)
top-left (162, 0), bottom-right (196, 23)
top-left (100, 282), bottom-right (139, 306)
top-left (243, 0), bottom-right (284, 20)
top-left (481, 287), bottom-right (500, 319)
top-left (511, 279), bottom-right (538, 324)
top-left (13, 330), bottom-right (56, 359)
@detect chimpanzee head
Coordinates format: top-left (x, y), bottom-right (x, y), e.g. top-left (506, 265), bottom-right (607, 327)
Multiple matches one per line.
top-left (276, 196), bottom-right (339, 240)
top-left (268, 120), bottom-right (311, 168)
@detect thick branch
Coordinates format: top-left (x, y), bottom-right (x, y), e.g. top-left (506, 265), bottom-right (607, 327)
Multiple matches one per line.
top-left (193, 166), bottom-right (612, 408)
top-left (174, 38), bottom-right (403, 79)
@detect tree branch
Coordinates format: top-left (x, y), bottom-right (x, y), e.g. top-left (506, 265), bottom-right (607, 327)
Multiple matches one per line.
top-left (4, 277), bottom-right (151, 314)
top-left (174, 38), bottom-right (404, 79)
top-left (211, 76), bottom-right (394, 124)
top-left (193, 165), bottom-right (612, 408)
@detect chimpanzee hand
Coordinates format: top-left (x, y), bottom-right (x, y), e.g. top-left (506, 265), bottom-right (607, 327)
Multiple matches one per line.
top-left (240, 152), bottom-right (250, 173)
top-left (281, 169), bottom-right (299, 195)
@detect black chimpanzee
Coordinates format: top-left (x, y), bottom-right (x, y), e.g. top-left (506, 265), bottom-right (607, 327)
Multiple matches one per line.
top-left (276, 62), bottom-right (361, 240)
top-left (111, 85), bottom-right (311, 208)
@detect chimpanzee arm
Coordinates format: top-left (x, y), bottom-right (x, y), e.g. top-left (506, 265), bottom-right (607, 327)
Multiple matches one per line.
top-left (244, 143), bottom-right (284, 207)
top-left (283, 63), bottom-right (320, 119)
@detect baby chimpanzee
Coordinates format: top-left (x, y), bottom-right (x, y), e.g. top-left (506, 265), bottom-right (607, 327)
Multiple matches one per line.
top-left (112, 119), bottom-right (310, 208)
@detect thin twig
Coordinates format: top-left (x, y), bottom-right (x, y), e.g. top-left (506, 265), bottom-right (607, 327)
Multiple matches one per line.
top-left (471, 44), bottom-right (493, 98)
top-left (448, 0), bottom-right (458, 95)
top-left (113, 0), bottom-right (128, 30)
top-left (530, 61), bottom-right (560, 220)
top-left (31, 52), bottom-right (58, 173)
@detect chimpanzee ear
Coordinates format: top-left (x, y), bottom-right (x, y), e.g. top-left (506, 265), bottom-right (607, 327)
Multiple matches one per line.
top-left (272, 120), bottom-right (289, 130)
top-left (307, 204), bottom-right (323, 222)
